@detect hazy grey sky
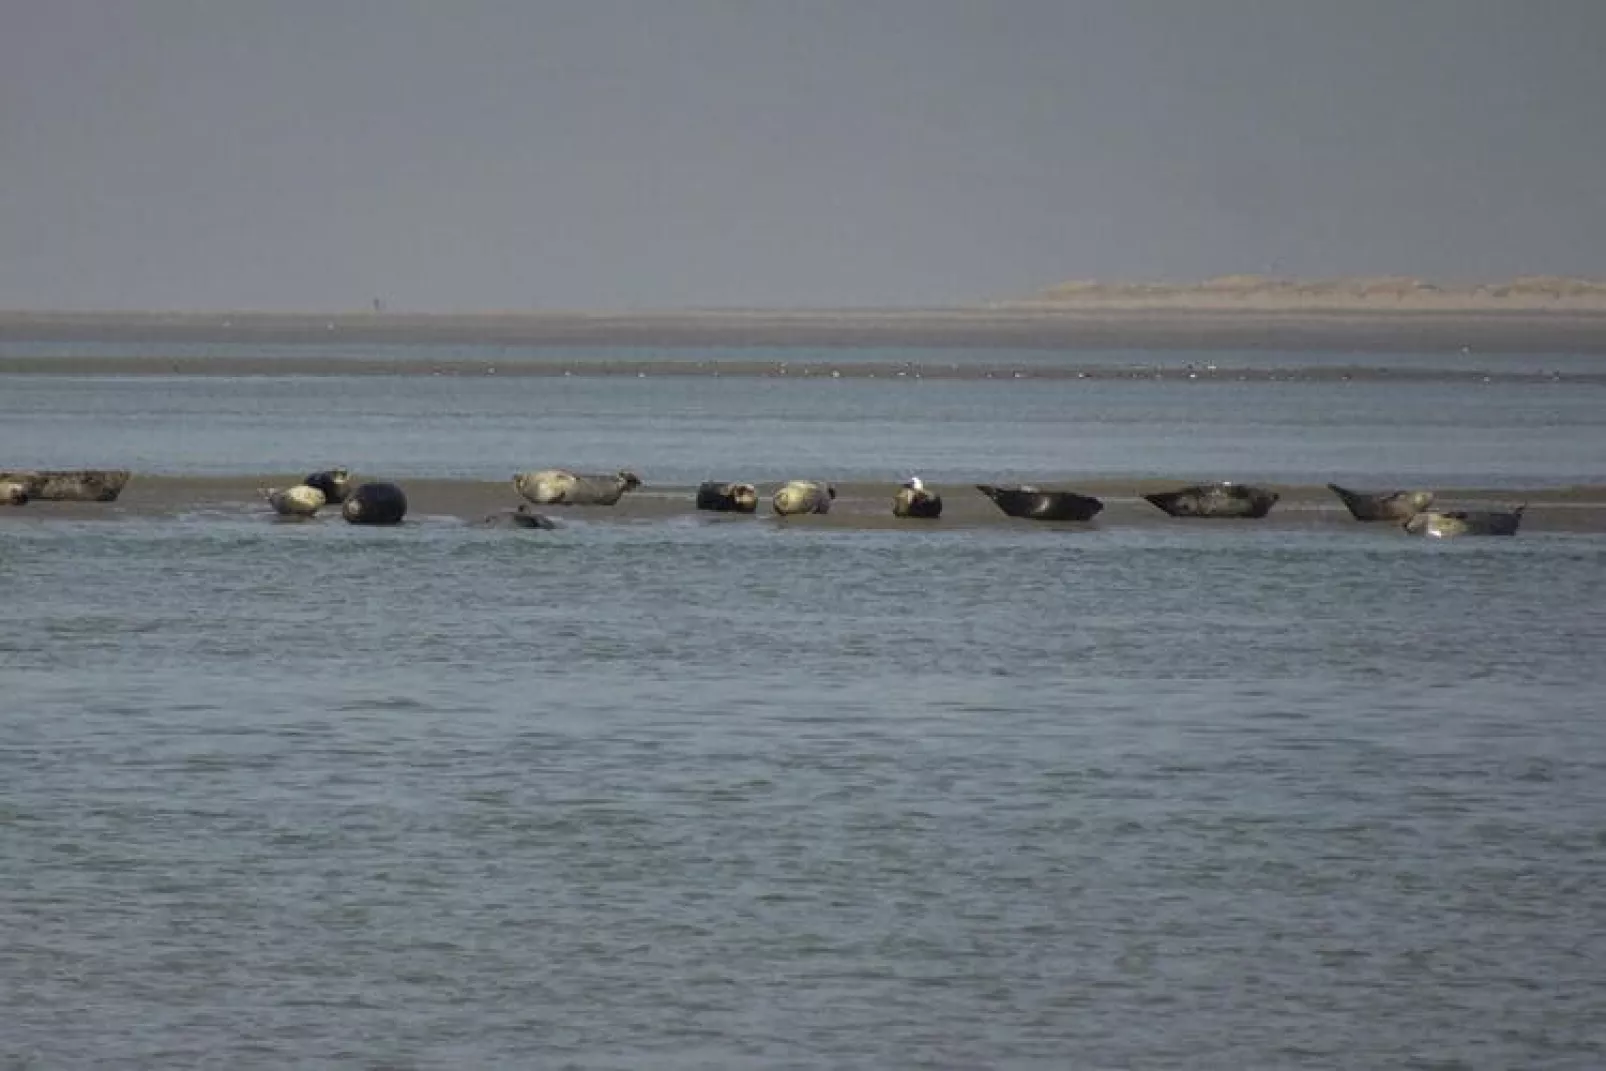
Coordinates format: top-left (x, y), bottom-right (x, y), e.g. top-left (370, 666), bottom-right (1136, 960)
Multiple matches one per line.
top-left (4, 1), bottom-right (1604, 310)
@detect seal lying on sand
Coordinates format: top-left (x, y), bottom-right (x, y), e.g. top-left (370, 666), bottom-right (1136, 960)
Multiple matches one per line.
top-left (1327, 483), bottom-right (1434, 522)
top-left (1, 480), bottom-right (29, 506)
top-left (262, 484), bottom-right (326, 517)
top-left (1144, 482), bottom-right (1278, 519)
top-left (478, 505), bottom-right (558, 529)
top-left (0, 469), bottom-right (130, 502)
top-left (772, 480), bottom-right (835, 516)
top-left (696, 481), bottom-right (759, 513)
top-left (304, 468), bottom-right (354, 505)
top-left (341, 482), bottom-right (408, 525)
top-left (1404, 507), bottom-right (1524, 538)
top-left (513, 469), bottom-right (642, 506)
top-left (892, 476), bottom-right (943, 518)
top-left (976, 484), bottom-right (1103, 521)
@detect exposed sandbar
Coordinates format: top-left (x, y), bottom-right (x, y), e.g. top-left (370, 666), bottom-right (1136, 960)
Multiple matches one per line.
top-left (3, 306), bottom-right (1606, 356)
top-left (5, 476), bottom-right (1602, 533)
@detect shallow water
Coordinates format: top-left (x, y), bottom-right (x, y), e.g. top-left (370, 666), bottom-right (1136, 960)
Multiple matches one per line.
top-left (3, 366), bottom-right (1604, 486)
top-left (4, 345), bottom-right (1606, 1067)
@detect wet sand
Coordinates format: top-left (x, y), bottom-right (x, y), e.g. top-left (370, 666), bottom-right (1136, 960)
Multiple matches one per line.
top-left (4, 307), bottom-right (1606, 358)
top-left (5, 476), bottom-right (1602, 533)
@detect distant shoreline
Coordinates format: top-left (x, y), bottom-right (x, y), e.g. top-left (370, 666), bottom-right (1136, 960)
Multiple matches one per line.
top-left (4, 306), bottom-right (1606, 354)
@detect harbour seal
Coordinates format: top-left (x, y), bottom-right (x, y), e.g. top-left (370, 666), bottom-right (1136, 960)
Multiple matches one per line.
top-left (1, 480), bottom-right (29, 506)
top-left (0, 469), bottom-right (131, 502)
top-left (892, 476), bottom-right (943, 518)
top-left (478, 505), bottom-right (558, 529)
top-left (513, 469), bottom-right (642, 506)
top-left (304, 468), bottom-right (354, 505)
top-left (976, 484), bottom-right (1103, 521)
top-left (772, 480), bottom-right (835, 516)
top-left (262, 484), bottom-right (326, 517)
top-left (341, 481), bottom-right (408, 525)
top-left (1403, 506), bottom-right (1524, 538)
top-left (696, 481), bottom-right (759, 513)
top-left (1327, 483), bottom-right (1434, 522)
top-left (1144, 482), bottom-right (1279, 519)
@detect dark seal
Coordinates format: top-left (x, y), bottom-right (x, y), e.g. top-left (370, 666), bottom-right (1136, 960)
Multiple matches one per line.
top-left (977, 484), bottom-right (1103, 521)
top-left (1144, 482), bottom-right (1278, 519)
top-left (696, 481), bottom-right (759, 513)
top-left (341, 481), bottom-right (408, 525)
top-left (304, 468), bottom-right (354, 505)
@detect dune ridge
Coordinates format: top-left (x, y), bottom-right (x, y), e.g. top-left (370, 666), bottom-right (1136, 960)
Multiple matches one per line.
top-left (1012, 275), bottom-right (1606, 312)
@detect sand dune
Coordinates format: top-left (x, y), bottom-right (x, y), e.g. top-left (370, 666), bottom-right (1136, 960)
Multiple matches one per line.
top-left (1012, 275), bottom-right (1606, 312)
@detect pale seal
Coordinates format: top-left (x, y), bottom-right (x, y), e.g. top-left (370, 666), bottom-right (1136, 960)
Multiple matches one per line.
top-left (513, 469), bottom-right (642, 506)
top-left (772, 480), bottom-right (835, 516)
top-left (1404, 507), bottom-right (1524, 538)
top-left (262, 484), bottom-right (326, 517)
top-left (0, 480), bottom-right (29, 506)
top-left (0, 469), bottom-right (130, 502)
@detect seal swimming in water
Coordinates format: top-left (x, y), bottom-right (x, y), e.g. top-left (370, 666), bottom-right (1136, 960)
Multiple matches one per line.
top-left (304, 468), bottom-right (354, 505)
top-left (892, 476), bottom-right (943, 518)
top-left (1, 480), bottom-right (29, 506)
top-left (478, 504), bottom-right (558, 529)
top-left (341, 481), bottom-right (408, 525)
top-left (696, 481), bottom-right (758, 513)
top-left (1144, 482), bottom-right (1278, 519)
top-left (976, 484), bottom-right (1103, 521)
top-left (262, 484), bottom-right (326, 517)
top-left (0, 469), bottom-right (130, 502)
top-left (772, 480), bottom-right (835, 516)
top-left (1327, 483), bottom-right (1434, 522)
top-left (1404, 506), bottom-right (1524, 538)
top-left (513, 469), bottom-right (642, 506)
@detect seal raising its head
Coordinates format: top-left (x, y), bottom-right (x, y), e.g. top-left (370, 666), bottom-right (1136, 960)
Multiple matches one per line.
top-left (1327, 483), bottom-right (1434, 522)
top-left (1404, 506), bottom-right (1524, 538)
top-left (341, 481), bottom-right (408, 525)
top-left (262, 484), bottom-right (326, 517)
top-left (304, 468), bottom-right (354, 505)
top-left (772, 480), bottom-right (835, 516)
top-left (696, 481), bottom-right (759, 513)
top-left (513, 469), bottom-right (642, 506)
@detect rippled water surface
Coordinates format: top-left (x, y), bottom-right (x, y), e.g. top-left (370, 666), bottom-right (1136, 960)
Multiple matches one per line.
top-left (4, 345), bottom-right (1606, 1068)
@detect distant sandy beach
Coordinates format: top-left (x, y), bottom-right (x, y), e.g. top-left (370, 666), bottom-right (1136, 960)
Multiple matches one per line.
top-left (4, 290), bottom-right (1606, 359)
top-left (4, 476), bottom-right (1601, 533)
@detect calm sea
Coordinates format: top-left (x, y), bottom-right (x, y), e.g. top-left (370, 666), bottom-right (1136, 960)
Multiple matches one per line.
top-left (3, 342), bottom-right (1605, 1068)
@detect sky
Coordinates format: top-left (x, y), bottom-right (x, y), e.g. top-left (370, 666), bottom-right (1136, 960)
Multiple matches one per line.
top-left (3, 1), bottom-right (1605, 311)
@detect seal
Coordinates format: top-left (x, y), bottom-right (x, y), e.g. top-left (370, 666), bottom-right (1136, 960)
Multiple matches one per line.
top-left (341, 481), bottom-right (408, 525)
top-left (513, 469), bottom-right (642, 506)
top-left (892, 476), bottom-right (943, 518)
top-left (1, 480), bottom-right (29, 506)
top-left (304, 468), bottom-right (354, 505)
top-left (262, 484), bottom-right (326, 517)
top-left (976, 484), bottom-right (1103, 521)
top-left (772, 480), bottom-right (835, 516)
top-left (0, 469), bottom-right (130, 502)
top-left (1327, 483), bottom-right (1434, 522)
top-left (1144, 482), bottom-right (1278, 519)
top-left (1403, 506), bottom-right (1524, 538)
top-left (696, 481), bottom-right (758, 513)
top-left (478, 505), bottom-right (558, 529)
